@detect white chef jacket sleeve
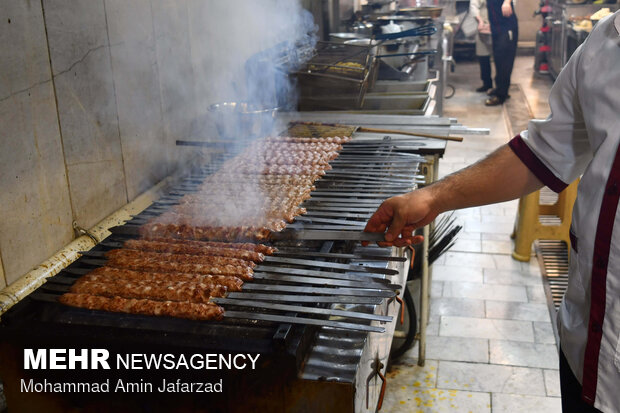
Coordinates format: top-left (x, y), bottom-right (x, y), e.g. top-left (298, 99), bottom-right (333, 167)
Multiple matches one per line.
top-left (508, 43), bottom-right (592, 193)
top-left (469, 0), bottom-right (481, 18)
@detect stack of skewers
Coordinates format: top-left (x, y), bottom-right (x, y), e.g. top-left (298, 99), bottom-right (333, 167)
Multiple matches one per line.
top-left (60, 135), bottom-right (352, 321)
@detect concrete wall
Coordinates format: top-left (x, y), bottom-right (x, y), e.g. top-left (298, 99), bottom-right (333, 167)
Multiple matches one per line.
top-left (1, 0), bottom-right (313, 288)
top-left (0, 0), bottom-right (206, 287)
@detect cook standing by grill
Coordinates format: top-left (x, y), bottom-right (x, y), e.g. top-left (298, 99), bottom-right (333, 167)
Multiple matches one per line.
top-left (470, 0), bottom-right (493, 94)
top-left (484, 0), bottom-right (518, 106)
top-left (364, 11), bottom-right (620, 413)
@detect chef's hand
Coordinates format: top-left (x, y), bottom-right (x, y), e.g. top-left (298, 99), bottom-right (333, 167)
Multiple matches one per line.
top-left (501, 0), bottom-right (513, 17)
top-left (363, 188), bottom-right (438, 247)
top-left (478, 22), bottom-right (491, 33)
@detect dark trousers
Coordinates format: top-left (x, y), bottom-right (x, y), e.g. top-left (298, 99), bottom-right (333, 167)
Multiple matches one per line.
top-left (560, 348), bottom-right (602, 413)
top-left (491, 29), bottom-right (518, 100)
top-left (478, 55), bottom-right (492, 89)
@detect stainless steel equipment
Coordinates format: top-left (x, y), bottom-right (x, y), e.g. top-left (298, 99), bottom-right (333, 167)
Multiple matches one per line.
top-left (398, 6), bottom-right (443, 19)
top-left (0, 110), bottom-right (488, 411)
top-left (548, 1), bottom-right (618, 78)
top-left (209, 102), bottom-right (280, 139)
top-left (294, 41), bottom-right (378, 110)
top-left (299, 93), bottom-right (432, 115)
top-left (0, 125), bottom-right (425, 412)
top-left (278, 111), bottom-right (489, 371)
top-left (369, 78), bottom-right (434, 94)
top-left (296, 22), bottom-right (438, 112)
top-left (329, 32), bottom-right (366, 43)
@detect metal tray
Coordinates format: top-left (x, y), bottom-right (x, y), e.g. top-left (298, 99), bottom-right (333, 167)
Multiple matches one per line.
top-left (398, 7), bottom-right (443, 19)
top-left (369, 79), bottom-right (432, 94)
top-left (357, 94), bottom-right (431, 115)
top-left (298, 93), bottom-right (431, 115)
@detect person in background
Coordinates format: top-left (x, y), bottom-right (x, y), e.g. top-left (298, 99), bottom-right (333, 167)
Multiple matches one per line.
top-left (364, 10), bottom-right (620, 412)
top-left (470, 0), bottom-right (493, 94)
top-left (485, 0), bottom-right (518, 106)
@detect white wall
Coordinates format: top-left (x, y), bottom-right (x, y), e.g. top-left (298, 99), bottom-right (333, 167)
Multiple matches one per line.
top-left (0, 0), bottom-right (314, 286)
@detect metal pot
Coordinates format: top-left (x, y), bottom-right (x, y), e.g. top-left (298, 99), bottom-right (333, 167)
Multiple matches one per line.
top-left (209, 102), bottom-right (280, 139)
top-left (350, 20), bottom-right (374, 36)
top-left (329, 32), bottom-right (366, 43)
top-left (241, 103), bottom-right (280, 138)
top-left (344, 38), bottom-right (379, 57)
top-left (376, 15), bottom-right (429, 31)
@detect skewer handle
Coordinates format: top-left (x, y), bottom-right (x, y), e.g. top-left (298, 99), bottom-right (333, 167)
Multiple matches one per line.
top-left (356, 127), bottom-right (463, 142)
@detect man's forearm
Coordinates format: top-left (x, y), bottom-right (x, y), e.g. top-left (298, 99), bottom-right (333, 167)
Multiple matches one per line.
top-left (363, 144), bottom-right (544, 246)
top-left (427, 144), bottom-right (543, 214)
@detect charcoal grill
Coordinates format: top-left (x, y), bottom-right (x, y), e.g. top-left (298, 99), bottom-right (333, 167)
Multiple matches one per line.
top-left (0, 127), bottom-right (425, 412)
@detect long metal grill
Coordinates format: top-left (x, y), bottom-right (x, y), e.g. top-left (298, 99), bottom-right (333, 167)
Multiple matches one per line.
top-left (5, 131), bottom-right (424, 365)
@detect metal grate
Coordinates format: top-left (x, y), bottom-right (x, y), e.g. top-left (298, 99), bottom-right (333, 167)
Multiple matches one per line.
top-left (535, 239), bottom-right (569, 312)
top-left (535, 239), bottom-right (568, 347)
top-left (284, 122), bottom-right (357, 138)
top-left (294, 41), bottom-right (377, 110)
top-left (4, 135), bottom-right (422, 359)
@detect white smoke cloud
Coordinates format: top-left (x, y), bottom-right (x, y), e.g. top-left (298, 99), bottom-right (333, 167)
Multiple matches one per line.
top-left (185, 0), bottom-right (317, 141)
top-left (145, 1), bottom-right (319, 235)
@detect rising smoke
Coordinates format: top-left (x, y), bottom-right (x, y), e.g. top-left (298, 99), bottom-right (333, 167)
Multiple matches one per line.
top-left (148, 0), bottom-right (319, 233)
top-left (185, 0), bottom-right (317, 142)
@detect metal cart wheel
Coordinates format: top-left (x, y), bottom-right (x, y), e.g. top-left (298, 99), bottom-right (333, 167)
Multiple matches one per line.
top-left (389, 285), bottom-right (417, 360)
top-left (444, 83), bottom-right (456, 99)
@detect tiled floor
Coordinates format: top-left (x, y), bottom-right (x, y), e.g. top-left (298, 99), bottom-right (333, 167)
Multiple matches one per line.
top-left (382, 56), bottom-right (561, 412)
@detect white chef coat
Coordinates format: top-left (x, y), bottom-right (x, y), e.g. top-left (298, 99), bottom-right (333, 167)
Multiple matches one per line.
top-left (469, 0), bottom-right (492, 56)
top-left (508, 11), bottom-right (620, 412)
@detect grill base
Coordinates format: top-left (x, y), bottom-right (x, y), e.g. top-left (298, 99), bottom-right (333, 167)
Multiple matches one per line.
top-left (0, 319), bottom-right (310, 413)
top-left (0, 130), bottom-right (419, 412)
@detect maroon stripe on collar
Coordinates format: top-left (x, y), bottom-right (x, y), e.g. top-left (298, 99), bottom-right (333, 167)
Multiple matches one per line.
top-left (581, 144), bottom-right (620, 404)
top-left (508, 135), bottom-right (568, 193)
